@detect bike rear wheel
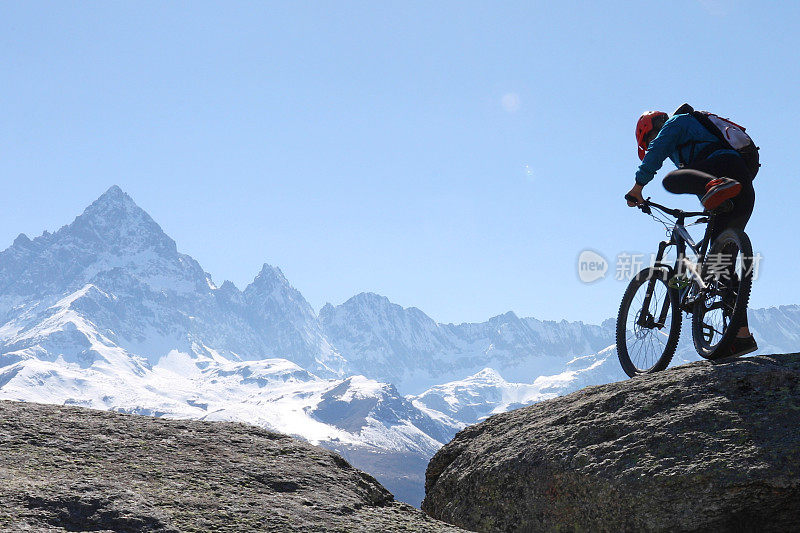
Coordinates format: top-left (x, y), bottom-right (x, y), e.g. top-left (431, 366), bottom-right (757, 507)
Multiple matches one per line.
top-left (616, 267), bottom-right (682, 377)
top-left (691, 228), bottom-right (753, 359)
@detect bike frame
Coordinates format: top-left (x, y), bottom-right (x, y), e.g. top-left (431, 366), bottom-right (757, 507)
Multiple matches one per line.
top-left (630, 197), bottom-right (720, 327)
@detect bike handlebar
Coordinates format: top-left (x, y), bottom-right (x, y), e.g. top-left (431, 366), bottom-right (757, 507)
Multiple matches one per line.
top-left (624, 194), bottom-right (708, 219)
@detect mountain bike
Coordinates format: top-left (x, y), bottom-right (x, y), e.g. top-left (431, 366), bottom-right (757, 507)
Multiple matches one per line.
top-left (615, 195), bottom-right (753, 377)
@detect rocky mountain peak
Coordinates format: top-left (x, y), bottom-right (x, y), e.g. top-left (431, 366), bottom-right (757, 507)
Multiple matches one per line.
top-left (332, 292), bottom-right (395, 314)
top-left (0, 186), bottom-right (188, 298)
top-left (12, 233), bottom-right (30, 247)
top-left (488, 310), bottom-right (520, 324)
top-left (251, 263), bottom-right (290, 288)
top-left (80, 185), bottom-right (142, 221)
top-left (339, 292), bottom-right (431, 322)
top-left (352, 292), bottom-right (391, 305)
top-left (243, 264), bottom-right (312, 316)
top-left (94, 184), bottom-right (128, 204)
top-left (63, 185), bottom-right (177, 256)
top-left (218, 280), bottom-right (240, 293)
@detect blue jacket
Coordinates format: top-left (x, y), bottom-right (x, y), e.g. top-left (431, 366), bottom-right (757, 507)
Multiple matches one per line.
top-left (635, 113), bottom-right (739, 185)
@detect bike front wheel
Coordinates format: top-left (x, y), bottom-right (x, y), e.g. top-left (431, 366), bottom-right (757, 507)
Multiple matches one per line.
top-left (616, 267), bottom-right (682, 377)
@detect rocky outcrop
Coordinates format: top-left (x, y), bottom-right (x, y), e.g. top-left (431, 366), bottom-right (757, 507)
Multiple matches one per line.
top-left (0, 401), bottom-right (464, 532)
top-left (423, 354), bottom-right (800, 532)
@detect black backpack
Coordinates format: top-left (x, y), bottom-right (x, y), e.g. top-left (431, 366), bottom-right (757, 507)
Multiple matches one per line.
top-left (674, 103), bottom-right (760, 178)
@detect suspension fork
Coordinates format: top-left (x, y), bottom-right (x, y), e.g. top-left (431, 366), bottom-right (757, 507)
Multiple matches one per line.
top-left (639, 240), bottom-right (672, 327)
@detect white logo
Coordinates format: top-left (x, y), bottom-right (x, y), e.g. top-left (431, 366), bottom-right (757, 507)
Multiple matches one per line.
top-left (578, 250), bottom-right (608, 283)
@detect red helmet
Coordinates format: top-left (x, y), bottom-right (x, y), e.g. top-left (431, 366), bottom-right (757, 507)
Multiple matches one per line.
top-left (636, 111), bottom-right (668, 161)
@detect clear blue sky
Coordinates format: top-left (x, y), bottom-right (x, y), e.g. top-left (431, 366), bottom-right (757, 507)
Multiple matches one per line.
top-left (2, 1), bottom-right (798, 324)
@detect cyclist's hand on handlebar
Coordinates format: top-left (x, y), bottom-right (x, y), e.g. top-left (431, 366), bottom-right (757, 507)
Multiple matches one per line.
top-left (625, 184), bottom-right (644, 207)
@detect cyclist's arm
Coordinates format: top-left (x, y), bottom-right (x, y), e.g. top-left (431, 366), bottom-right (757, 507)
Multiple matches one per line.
top-left (634, 119), bottom-right (682, 186)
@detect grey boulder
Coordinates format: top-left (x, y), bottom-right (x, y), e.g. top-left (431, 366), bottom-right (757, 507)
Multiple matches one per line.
top-left (0, 400), bottom-right (464, 532)
top-left (423, 354), bottom-right (800, 532)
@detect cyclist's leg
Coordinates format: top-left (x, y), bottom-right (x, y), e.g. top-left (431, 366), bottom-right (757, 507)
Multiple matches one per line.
top-left (691, 153), bottom-right (755, 237)
top-left (662, 168), bottom-right (711, 196)
top-left (688, 154), bottom-right (756, 334)
top-left (715, 180), bottom-right (755, 332)
top-left (663, 152), bottom-right (750, 194)
top-left (714, 180), bottom-right (755, 237)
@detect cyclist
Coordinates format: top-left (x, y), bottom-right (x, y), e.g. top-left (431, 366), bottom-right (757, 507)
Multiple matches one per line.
top-left (625, 106), bottom-right (757, 359)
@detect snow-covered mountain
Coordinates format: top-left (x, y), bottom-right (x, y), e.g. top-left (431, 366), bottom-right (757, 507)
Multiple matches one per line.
top-left (1, 185), bottom-right (798, 506)
top-left (410, 351), bottom-right (620, 425)
top-left (320, 292), bottom-right (616, 392)
top-left (0, 350), bottom-right (461, 457)
top-left (748, 305), bottom-right (800, 352)
top-left (0, 186), bottom-right (345, 376)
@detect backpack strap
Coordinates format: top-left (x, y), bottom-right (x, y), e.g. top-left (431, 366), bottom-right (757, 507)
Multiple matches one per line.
top-left (690, 111), bottom-right (736, 151)
top-left (675, 140), bottom-right (700, 167)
